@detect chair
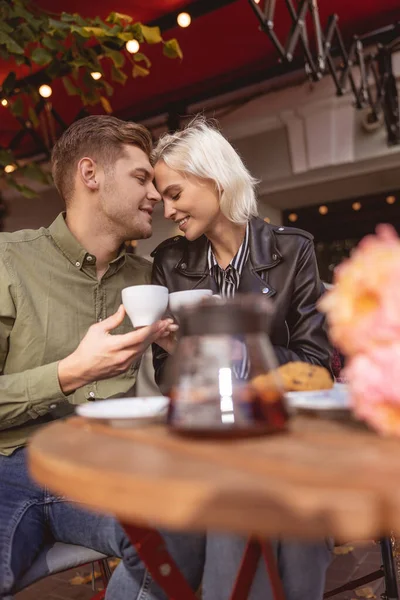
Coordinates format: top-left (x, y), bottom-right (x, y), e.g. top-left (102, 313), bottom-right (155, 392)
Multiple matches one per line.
top-left (15, 542), bottom-right (112, 599)
top-left (324, 537), bottom-right (399, 599)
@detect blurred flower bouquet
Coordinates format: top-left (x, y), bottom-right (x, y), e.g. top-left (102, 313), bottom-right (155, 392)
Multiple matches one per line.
top-left (319, 225), bottom-right (400, 435)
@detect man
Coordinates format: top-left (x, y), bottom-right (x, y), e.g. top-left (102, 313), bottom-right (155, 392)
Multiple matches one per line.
top-left (0, 115), bottom-right (203, 599)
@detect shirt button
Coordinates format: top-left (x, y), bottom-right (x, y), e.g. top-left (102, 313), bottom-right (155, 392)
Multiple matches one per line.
top-left (75, 261), bottom-right (81, 267)
top-left (87, 255), bottom-right (93, 262)
top-left (89, 392), bottom-right (95, 398)
top-left (50, 404), bottom-right (57, 409)
top-left (180, 262), bottom-right (187, 270)
top-left (262, 287), bottom-right (270, 294)
top-left (278, 227), bottom-right (284, 231)
top-left (272, 254), bottom-right (278, 260)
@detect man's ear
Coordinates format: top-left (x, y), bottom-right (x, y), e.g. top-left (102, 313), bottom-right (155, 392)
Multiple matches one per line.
top-left (78, 157), bottom-right (99, 191)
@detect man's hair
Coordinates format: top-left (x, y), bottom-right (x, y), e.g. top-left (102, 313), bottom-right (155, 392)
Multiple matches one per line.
top-left (152, 116), bottom-right (258, 224)
top-left (51, 115), bottom-right (152, 204)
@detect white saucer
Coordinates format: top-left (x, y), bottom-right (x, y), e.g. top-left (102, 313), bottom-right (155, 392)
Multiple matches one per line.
top-left (76, 396), bottom-right (169, 428)
top-left (285, 383), bottom-right (350, 411)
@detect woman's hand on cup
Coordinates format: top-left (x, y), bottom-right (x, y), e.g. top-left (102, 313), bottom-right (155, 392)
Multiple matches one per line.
top-left (155, 318), bottom-right (179, 355)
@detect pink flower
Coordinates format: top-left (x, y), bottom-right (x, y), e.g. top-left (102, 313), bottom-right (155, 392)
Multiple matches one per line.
top-left (346, 343), bottom-right (400, 435)
top-left (319, 225), bottom-right (400, 356)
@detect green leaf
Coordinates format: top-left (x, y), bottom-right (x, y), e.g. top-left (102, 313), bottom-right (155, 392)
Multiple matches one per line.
top-left (132, 64), bottom-right (149, 78)
top-left (141, 25), bottom-right (162, 44)
top-left (111, 64), bottom-right (127, 84)
top-left (0, 30), bottom-right (24, 54)
top-left (14, 184), bottom-right (38, 199)
top-left (17, 23), bottom-right (36, 43)
top-left (133, 52), bottom-right (151, 68)
top-left (0, 149), bottom-right (15, 167)
top-left (101, 79), bottom-right (114, 97)
top-left (100, 95), bottom-right (113, 114)
top-left (31, 47), bottom-right (52, 66)
top-left (0, 21), bottom-right (14, 34)
top-left (116, 31), bottom-right (133, 42)
top-left (11, 96), bottom-right (24, 118)
top-left (42, 36), bottom-right (62, 51)
top-left (130, 23), bottom-right (144, 43)
top-left (48, 18), bottom-right (70, 32)
top-left (1, 71), bottom-right (16, 95)
top-left (106, 12), bottom-right (132, 25)
top-left (163, 39), bottom-right (183, 60)
top-left (60, 12), bottom-right (79, 23)
top-left (82, 26), bottom-right (108, 38)
top-left (22, 163), bottom-right (49, 184)
top-left (62, 76), bottom-right (79, 96)
top-left (103, 46), bottom-right (125, 68)
top-left (28, 107), bottom-right (39, 129)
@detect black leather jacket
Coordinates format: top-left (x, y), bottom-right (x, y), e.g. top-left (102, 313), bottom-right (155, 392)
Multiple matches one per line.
top-left (151, 217), bottom-right (332, 389)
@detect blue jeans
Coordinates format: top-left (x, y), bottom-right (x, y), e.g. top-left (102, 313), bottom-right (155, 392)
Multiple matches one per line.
top-left (202, 534), bottom-right (333, 600)
top-left (0, 448), bottom-right (204, 599)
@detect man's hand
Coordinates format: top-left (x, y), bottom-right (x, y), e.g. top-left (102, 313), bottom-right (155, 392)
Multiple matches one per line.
top-left (58, 305), bottom-right (171, 394)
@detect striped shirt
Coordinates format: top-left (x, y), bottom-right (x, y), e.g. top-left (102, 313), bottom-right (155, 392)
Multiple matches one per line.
top-left (207, 224), bottom-right (250, 379)
top-left (207, 224), bottom-right (249, 298)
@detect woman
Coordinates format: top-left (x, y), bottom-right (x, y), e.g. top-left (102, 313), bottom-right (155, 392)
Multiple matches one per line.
top-left (151, 118), bottom-right (333, 600)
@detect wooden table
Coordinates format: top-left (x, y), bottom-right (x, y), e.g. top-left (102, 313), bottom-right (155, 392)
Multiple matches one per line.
top-left (28, 415), bottom-right (400, 599)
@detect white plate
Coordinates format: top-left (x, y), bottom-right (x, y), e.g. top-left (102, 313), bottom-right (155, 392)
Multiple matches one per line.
top-left (285, 383), bottom-right (350, 411)
top-left (76, 396), bottom-right (169, 428)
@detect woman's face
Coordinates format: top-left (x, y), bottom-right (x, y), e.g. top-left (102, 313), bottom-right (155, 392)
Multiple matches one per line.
top-left (154, 160), bottom-right (221, 241)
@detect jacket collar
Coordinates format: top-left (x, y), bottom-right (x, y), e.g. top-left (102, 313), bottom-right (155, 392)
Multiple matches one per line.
top-left (177, 217), bottom-right (281, 276)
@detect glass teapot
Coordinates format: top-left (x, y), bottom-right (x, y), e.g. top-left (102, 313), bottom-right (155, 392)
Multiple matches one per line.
top-left (166, 295), bottom-right (289, 437)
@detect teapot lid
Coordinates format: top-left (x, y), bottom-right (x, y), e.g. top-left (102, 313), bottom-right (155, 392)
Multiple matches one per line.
top-left (178, 294), bottom-right (273, 336)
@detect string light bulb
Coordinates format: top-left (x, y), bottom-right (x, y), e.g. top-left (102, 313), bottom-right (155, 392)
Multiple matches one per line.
top-left (319, 205), bottom-right (328, 215)
top-left (1, 98), bottom-right (8, 107)
top-left (177, 12), bottom-right (191, 27)
top-left (288, 213), bottom-right (298, 222)
top-left (126, 39), bottom-right (140, 54)
top-left (90, 72), bottom-right (102, 80)
top-left (386, 195), bottom-right (396, 205)
top-left (4, 164), bottom-right (16, 174)
top-left (352, 202), bottom-right (362, 211)
top-left (39, 84), bottom-right (52, 98)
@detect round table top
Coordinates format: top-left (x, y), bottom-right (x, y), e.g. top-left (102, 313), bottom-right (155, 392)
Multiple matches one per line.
top-left (28, 415), bottom-right (400, 540)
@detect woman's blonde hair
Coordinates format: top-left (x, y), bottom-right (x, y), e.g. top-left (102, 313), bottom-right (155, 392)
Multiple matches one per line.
top-left (152, 116), bottom-right (258, 224)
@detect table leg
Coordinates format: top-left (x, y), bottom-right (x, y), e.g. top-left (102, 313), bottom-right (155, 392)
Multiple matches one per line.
top-left (123, 523), bottom-right (198, 599)
top-left (230, 539), bottom-right (286, 600)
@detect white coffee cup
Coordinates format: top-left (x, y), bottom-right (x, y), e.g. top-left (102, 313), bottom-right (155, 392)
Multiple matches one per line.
top-left (122, 285), bottom-right (169, 328)
top-left (169, 289), bottom-right (214, 314)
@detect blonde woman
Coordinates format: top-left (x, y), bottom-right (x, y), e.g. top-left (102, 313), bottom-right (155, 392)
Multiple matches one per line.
top-left (150, 118), bottom-right (333, 600)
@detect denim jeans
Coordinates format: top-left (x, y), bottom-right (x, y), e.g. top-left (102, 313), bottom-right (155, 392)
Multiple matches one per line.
top-left (202, 534), bottom-right (333, 600)
top-left (0, 448), bottom-right (204, 599)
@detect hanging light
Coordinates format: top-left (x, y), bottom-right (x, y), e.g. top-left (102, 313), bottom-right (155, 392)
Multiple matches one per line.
top-left (177, 12), bottom-right (191, 28)
top-left (126, 39), bottom-right (140, 54)
top-left (90, 72), bottom-right (102, 80)
top-left (386, 195), bottom-right (396, 205)
top-left (1, 99), bottom-right (8, 107)
top-left (352, 202), bottom-right (362, 211)
top-left (288, 213), bottom-right (298, 222)
top-left (264, 217), bottom-right (271, 223)
top-left (319, 205), bottom-right (328, 215)
top-left (4, 164), bottom-right (16, 174)
top-left (39, 84), bottom-right (52, 98)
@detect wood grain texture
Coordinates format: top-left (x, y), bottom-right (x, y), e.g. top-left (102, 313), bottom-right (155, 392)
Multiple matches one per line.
top-left (27, 416), bottom-right (400, 540)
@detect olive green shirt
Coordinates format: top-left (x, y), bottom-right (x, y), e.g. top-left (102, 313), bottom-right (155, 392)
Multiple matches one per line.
top-left (0, 212), bottom-right (151, 455)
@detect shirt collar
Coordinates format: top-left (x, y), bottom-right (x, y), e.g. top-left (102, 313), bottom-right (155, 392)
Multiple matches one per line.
top-left (48, 212), bottom-right (127, 270)
top-left (208, 223), bottom-right (249, 275)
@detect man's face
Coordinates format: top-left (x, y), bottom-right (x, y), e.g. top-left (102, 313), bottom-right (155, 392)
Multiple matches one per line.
top-left (98, 144), bottom-right (161, 240)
